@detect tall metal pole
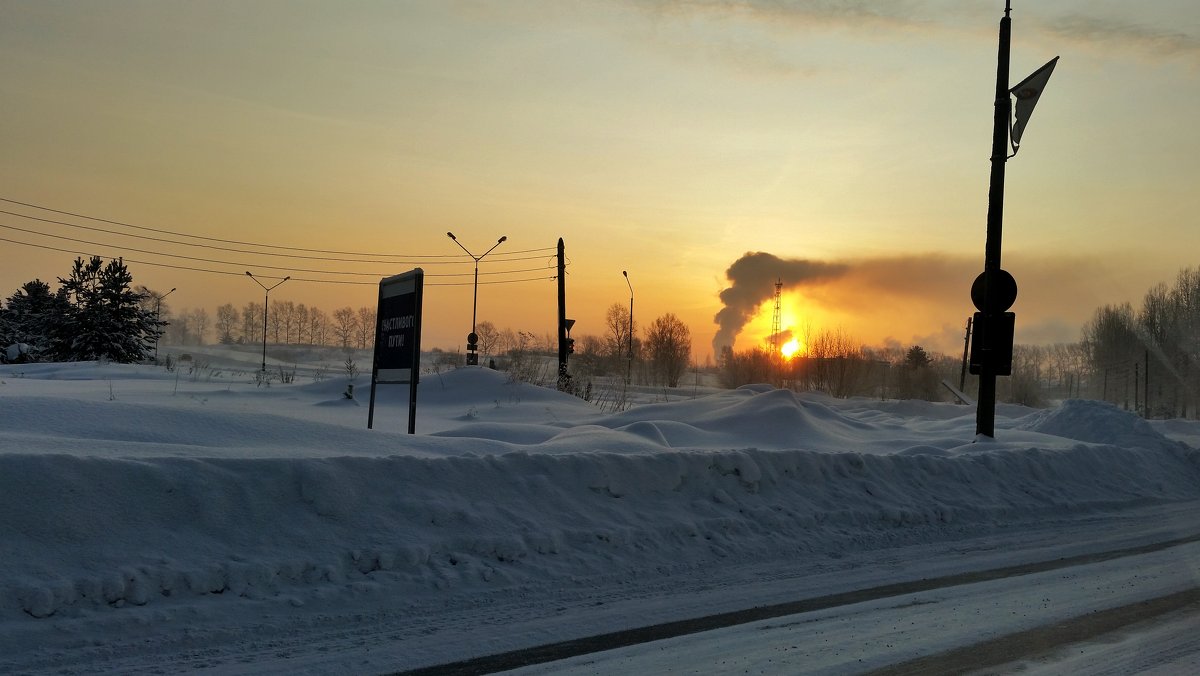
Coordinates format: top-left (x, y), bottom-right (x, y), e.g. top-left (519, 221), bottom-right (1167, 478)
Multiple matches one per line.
top-left (447, 232), bottom-right (506, 366)
top-left (246, 272), bottom-right (290, 374)
top-left (623, 270), bottom-right (634, 386)
top-left (261, 293), bottom-right (268, 370)
top-left (975, 2), bottom-right (1012, 438)
top-left (959, 315), bottom-right (972, 392)
top-left (556, 238), bottom-right (569, 387)
top-left (153, 287), bottom-right (175, 362)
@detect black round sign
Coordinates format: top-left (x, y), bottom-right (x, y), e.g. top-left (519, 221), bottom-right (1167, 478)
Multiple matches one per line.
top-left (467, 332), bottom-right (478, 345)
top-left (971, 269), bottom-right (1018, 312)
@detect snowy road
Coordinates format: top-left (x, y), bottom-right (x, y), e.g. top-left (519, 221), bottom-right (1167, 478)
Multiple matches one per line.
top-left (502, 539), bottom-right (1200, 675)
top-left (398, 507), bottom-right (1200, 675)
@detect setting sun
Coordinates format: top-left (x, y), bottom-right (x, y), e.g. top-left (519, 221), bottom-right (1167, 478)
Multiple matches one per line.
top-left (781, 338), bottom-right (802, 360)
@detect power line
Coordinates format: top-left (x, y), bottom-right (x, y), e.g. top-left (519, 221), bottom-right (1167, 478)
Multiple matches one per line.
top-left (0, 196), bottom-right (555, 259)
top-left (1, 222), bottom-right (560, 278)
top-left (0, 236), bottom-right (560, 287)
top-left (0, 209), bottom-right (547, 265)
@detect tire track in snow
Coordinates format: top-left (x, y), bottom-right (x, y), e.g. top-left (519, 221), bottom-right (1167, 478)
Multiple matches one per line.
top-left (392, 531), bottom-right (1200, 675)
top-left (867, 587), bottom-right (1200, 676)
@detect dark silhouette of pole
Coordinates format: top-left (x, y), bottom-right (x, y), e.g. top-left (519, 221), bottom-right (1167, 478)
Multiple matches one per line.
top-left (152, 287), bottom-right (175, 362)
top-left (959, 316), bottom-right (972, 392)
top-left (623, 270), bottom-right (634, 386)
top-left (975, 2), bottom-right (1013, 438)
top-left (1145, 349), bottom-right (1150, 418)
top-left (447, 232), bottom-right (506, 365)
top-left (556, 238), bottom-right (570, 388)
top-left (246, 271), bottom-right (290, 373)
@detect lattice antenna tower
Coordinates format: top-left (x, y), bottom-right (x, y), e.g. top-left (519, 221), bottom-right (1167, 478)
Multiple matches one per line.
top-left (771, 278), bottom-right (783, 356)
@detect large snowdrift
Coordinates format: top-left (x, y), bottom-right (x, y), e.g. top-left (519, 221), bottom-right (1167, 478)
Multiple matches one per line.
top-left (2, 361), bottom-right (1197, 628)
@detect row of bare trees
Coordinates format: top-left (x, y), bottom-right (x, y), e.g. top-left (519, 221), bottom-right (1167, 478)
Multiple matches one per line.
top-left (1080, 266), bottom-right (1200, 417)
top-left (465, 303), bottom-right (693, 388)
top-left (157, 299), bottom-right (377, 350)
top-left (716, 330), bottom-right (962, 402)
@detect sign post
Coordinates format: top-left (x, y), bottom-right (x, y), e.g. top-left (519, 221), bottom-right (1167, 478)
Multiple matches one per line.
top-left (368, 268), bottom-right (424, 433)
top-left (972, 1), bottom-right (1058, 438)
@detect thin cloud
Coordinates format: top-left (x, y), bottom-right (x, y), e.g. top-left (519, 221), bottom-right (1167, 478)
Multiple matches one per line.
top-left (628, 0), bottom-right (935, 32)
top-left (1037, 13), bottom-right (1200, 59)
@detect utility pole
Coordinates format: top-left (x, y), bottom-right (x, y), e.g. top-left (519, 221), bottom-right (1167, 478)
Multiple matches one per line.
top-left (972, 2), bottom-right (1015, 439)
top-left (970, 1), bottom-right (1058, 438)
top-left (245, 272), bottom-right (290, 374)
top-left (152, 287), bottom-right (176, 363)
top-left (771, 278), bottom-right (783, 385)
top-left (446, 232), bottom-right (506, 366)
top-left (556, 238), bottom-right (573, 390)
top-left (959, 316), bottom-right (972, 392)
top-left (622, 270), bottom-right (634, 387)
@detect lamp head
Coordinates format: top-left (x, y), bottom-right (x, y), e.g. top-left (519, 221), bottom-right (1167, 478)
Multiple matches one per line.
top-left (446, 232), bottom-right (456, 240)
top-left (622, 270), bottom-right (628, 278)
top-left (498, 236), bottom-right (507, 243)
top-left (245, 271), bottom-right (253, 277)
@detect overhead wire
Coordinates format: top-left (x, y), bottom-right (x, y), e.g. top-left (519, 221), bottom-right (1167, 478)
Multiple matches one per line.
top-left (2, 235), bottom-right (562, 287)
top-left (0, 209), bottom-right (547, 264)
top-left (1, 198), bottom-right (565, 287)
top-left (0, 196), bottom-right (554, 260)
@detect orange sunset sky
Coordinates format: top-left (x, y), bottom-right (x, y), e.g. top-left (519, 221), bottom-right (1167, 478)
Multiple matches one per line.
top-left (3, 1), bottom-right (1199, 362)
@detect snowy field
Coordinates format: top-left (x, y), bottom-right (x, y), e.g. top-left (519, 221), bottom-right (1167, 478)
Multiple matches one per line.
top-left (2, 347), bottom-right (1200, 674)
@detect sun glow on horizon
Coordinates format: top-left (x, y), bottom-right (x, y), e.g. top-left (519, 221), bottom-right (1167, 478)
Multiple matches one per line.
top-left (781, 338), bottom-right (801, 360)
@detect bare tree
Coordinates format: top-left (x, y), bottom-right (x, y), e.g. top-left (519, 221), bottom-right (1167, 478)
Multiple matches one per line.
top-left (572, 334), bottom-right (606, 377)
top-left (355, 306), bottom-right (375, 349)
top-left (164, 306), bottom-right (189, 344)
top-left (499, 327), bottom-right (517, 356)
top-left (604, 302), bottom-right (635, 361)
top-left (277, 300), bottom-right (295, 344)
top-left (309, 307), bottom-right (327, 347)
top-left (242, 302), bottom-right (263, 344)
top-left (215, 303), bottom-right (238, 344)
top-left (719, 346), bottom-right (773, 389)
top-left (806, 327), bottom-right (865, 398)
top-left (268, 299), bottom-right (286, 343)
top-left (191, 307), bottom-right (209, 346)
top-left (644, 313), bottom-right (691, 387)
top-left (294, 303), bottom-right (309, 345)
top-left (332, 306), bottom-right (356, 349)
top-left (475, 320), bottom-right (500, 359)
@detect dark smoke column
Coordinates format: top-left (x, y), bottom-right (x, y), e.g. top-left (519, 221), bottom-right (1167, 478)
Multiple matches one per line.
top-left (712, 252), bottom-right (846, 356)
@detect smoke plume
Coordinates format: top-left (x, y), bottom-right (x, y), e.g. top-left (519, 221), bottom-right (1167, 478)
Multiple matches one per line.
top-left (713, 251), bottom-right (847, 354)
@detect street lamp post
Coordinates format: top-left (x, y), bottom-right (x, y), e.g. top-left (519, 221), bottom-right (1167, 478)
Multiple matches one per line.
top-left (245, 271), bottom-right (290, 374)
top-left (623, 270), bottom-right (634, 386)
top-left (152, 287), bottom-right (176, 363)
top-left (447, 232), bottom-right (506, 365)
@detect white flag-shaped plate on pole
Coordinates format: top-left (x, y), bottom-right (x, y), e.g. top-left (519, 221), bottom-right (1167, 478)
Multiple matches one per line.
top-left (1010, 56), bottom-right (1059, 147)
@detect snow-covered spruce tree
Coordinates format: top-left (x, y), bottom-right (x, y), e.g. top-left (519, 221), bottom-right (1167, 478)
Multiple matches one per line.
top-left (56, 256), bottom-right (164, 362)
top-left (1, 279), bottom-right (70, 361)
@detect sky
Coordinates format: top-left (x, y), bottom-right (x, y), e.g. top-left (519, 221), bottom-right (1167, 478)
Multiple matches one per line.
top-left (2, 0), bottom-right (1199, 360)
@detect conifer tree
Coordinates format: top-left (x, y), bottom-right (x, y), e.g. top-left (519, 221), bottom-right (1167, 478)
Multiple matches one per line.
top-left (56, 256), bottom-right (163, 362)
top-left (0, 280), bottom-right (68, 360)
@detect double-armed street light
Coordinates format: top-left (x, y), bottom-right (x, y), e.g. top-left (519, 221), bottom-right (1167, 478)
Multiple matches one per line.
top-left (623, 270), bottom-right (634, 386)
top-left (245, 271), bottom-right (290, 373)
top-left (151, 287), bottom-right (176, 362)
top-left (447, 232), bottom-right (506, 365)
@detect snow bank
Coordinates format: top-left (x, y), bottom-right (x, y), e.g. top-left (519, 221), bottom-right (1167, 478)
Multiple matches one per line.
top-left (2, 360), bottom-right (1199, 626)
top-left (4, 441), bottom-right (1197, 620)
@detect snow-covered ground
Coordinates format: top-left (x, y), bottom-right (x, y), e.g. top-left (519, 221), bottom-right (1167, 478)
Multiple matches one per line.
top-left (2, 348), bottom-right (1199, 674)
